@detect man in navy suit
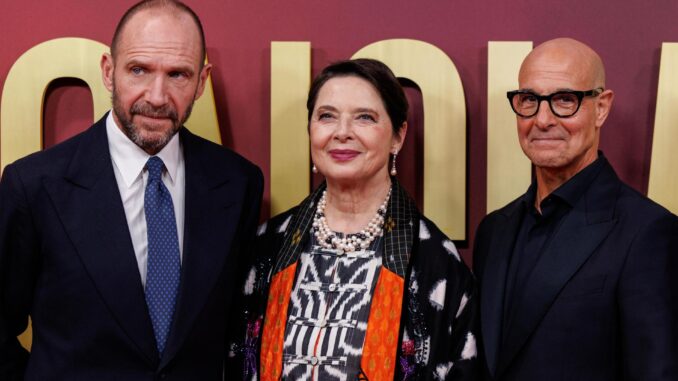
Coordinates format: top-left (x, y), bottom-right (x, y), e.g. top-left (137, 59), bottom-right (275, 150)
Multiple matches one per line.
top-left (474, 38), bottom-right (678, 380)
top-left (0, 1), bottom-right (263, 379)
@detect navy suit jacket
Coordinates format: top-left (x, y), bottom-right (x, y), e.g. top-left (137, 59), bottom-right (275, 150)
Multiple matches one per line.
top-left (473, 156), bottom-right (678, 381)
top-left (0, 115), bottom-right (263, 380)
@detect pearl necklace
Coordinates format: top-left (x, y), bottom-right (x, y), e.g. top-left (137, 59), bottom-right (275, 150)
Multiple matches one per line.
top-left (312, 188), bottom-right (391, 253)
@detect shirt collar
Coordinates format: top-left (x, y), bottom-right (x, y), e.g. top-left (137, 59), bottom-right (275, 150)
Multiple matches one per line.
top-left (106, 111), bottom-right (182, 188)
top-left (550, 152), bottom-right (604, 208)
top-left (521, 151), bottom-right (606, 211)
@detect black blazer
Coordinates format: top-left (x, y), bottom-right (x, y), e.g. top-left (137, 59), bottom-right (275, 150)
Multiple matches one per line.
top-left (0, 115), bottom-right (263, 380)
top-left (473, 156), bottom-right (678, 381)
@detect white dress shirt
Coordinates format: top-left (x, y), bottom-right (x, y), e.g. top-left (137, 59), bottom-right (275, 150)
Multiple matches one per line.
top-left (106, 112), bottom-right (185, 287)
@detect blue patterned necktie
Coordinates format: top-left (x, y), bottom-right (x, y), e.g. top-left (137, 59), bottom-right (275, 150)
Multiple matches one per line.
top-left (144, 156), bottom-right (181, 355)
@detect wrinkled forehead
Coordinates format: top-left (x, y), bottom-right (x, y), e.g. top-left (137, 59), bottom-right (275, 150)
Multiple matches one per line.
top-left (116, 9), bottom-right (202, 58)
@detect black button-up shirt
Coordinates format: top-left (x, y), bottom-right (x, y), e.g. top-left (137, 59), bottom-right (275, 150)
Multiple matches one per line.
top-left (502, 155), bottom-right (606, 341)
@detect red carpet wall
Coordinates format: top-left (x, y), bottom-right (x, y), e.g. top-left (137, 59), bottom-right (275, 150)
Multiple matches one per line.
top-left (1, 0), bottom-right (678, 266)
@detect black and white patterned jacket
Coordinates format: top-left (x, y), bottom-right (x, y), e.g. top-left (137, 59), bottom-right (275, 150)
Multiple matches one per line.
top-left (227, 180), bottom-right (479, 380)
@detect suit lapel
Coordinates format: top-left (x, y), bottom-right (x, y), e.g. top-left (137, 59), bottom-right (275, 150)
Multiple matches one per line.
top-left (496, 160), bottom-right (620, 376)
top-left (480, 203), bottom-right (524, 377)
top-left (160, 129), bottom-right (243, 366)
top-left (42, 117), bottom-right (158, 365)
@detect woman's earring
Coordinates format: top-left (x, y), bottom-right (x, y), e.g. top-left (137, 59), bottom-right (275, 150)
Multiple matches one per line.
top-left (390, 151), bottom-right (398, 176)
top-left (312, 164), bottom-right (318, 174)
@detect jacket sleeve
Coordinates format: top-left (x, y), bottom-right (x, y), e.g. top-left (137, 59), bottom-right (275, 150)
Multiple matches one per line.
top-left (225, 207), bottom-right (291, 380)
top-left (224, 165), bottom-right (264, 371)
top-left (618, 212), bottom-right (678, 380)
top-left (0, 164), bottom-right (40, 380)
top-left (410, 221), bottom-right (480, 381)
top-left (444, 264), bottom-right (480, 381)
top-left (470, 214), bottom-right (496, 381)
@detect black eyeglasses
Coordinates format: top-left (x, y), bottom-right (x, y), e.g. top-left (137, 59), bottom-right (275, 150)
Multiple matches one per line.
top-left (507, 88), bottom-right (604, 118)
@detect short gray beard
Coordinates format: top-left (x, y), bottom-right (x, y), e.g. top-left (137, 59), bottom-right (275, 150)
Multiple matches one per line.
top-left (111, 85), bottom-right (195, 154)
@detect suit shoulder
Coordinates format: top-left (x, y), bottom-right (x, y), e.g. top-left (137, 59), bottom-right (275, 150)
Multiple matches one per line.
top-left (4, 128), bottom-right (92, 184)
top-left (616, 182), bottom-right (677, 222)
top-left (478, 195), bottom-right (523, 231)
top-left (182, 130), bottom-right (262, 181)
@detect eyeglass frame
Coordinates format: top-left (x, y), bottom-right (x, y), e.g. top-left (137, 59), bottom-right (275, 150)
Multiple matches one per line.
top-left (506, 88), bottom-right (604, 118)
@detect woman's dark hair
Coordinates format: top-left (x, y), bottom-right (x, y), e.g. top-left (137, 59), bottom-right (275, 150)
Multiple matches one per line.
top-left (306, 58), bottom-right (409, 133)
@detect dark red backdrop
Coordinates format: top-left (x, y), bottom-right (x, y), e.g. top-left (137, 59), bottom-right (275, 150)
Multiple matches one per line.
top-left (2, 0), bottom-right (677, 263)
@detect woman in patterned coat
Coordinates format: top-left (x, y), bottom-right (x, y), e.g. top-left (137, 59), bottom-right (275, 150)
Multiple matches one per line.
top-left (228, 59), bottom-right (478, 380)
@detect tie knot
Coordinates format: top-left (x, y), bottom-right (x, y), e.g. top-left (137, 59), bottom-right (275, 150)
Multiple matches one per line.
top-left (146, 156), bottom-right (165, 182)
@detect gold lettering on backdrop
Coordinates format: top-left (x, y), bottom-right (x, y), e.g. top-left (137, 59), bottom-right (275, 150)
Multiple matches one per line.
top-left (0, 38), bottom-right (219, 172)
top-left (270, 42), bottom-right (311, 215)
top-left (486, 42), bottom-right (533, 213)
top-left (183, 62), bottom-right (221, 145)
top-left (0, 38), bottom-right (109, 171)
top-left (648, 42), bottom-right (678, 214)
top-left (352, 39), bottom-right (467, 240)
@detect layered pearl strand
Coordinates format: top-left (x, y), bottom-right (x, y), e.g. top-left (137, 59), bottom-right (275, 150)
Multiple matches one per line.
top-left (312, 188), bottom-right (391, 253)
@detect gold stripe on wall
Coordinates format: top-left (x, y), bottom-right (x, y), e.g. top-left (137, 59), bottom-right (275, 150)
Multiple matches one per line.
top-left (184, 57), bottom-right (221, 145)
top-left (486, 41), bottom-right (532, 213)
top-left (648, 42), bottom-right (678, 214)
top-left (270, 42), bottom-right (311, 215)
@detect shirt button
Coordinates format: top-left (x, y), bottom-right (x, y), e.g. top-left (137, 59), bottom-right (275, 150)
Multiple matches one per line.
top-left (311, 356), bottom-right (319, 366)
top-left (328, 284), bottom-right (337, 292)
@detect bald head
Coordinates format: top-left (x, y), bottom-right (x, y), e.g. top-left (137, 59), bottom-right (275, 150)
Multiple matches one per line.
top-left (520, 38), bottom-right (605, 90)
top-left (111, 0), bottom-right (206, 66)
top-left (513, 37), bottom-right (615, 186)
